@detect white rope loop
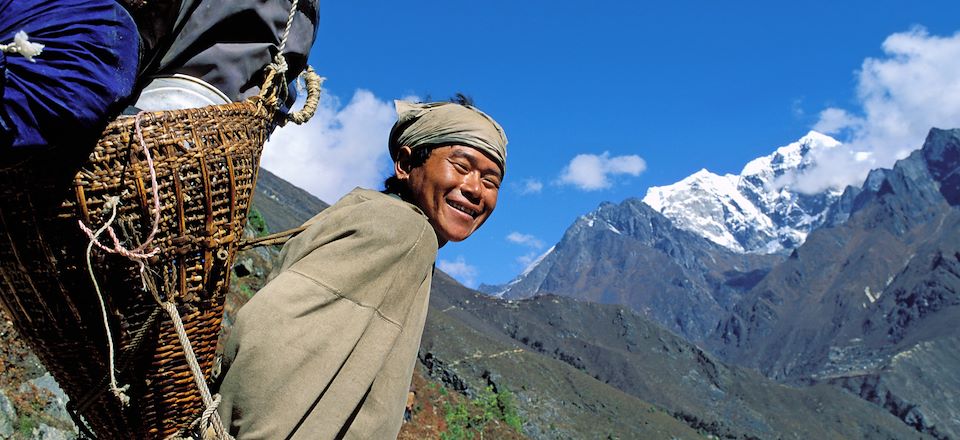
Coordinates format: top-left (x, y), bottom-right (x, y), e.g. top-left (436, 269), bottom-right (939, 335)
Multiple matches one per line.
top-left (0, 31), bottom-right (44, 62)
top-left (83, 196), bottom-right (132, 406)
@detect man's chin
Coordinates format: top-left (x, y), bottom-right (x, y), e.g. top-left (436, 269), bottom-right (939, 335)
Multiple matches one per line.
top-left (436, 227), bottom-right (475, 244)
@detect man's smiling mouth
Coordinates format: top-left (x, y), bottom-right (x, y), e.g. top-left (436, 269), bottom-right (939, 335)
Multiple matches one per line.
top-left (447, 200), bottom-right (478, 218)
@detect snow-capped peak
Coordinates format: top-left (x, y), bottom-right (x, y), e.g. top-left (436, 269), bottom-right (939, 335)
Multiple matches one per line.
top-left (741, 131), bottom-right (840, 177)
top-left (642, 131), bottom-right (843, 254)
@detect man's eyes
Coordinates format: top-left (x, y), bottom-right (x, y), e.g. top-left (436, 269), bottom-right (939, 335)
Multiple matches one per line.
top-left (451, 160), bottom-right (500, 189)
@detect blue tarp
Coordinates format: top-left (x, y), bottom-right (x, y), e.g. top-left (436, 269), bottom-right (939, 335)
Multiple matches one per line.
top-left (0, 0), bottom-right (138, 151)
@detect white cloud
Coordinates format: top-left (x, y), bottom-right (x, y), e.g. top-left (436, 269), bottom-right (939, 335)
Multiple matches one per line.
top-left (791, 97), bottom-right (806, 118)
top-left (813, 108), bottom-right (861, 135)
top-left (516, 251), bottom-right (540, 269)
top-left (261, 89), bottom-right (397, 203)
top-left (518, 178), bottom-right (543, 195)
top-left (437, 256), bottom-right (479, 288)
top-left (506, 232), bottom-right (544, 249)
top-left (558, 151), bottom-right (647, 191)
top-left (786, 27), bottom-right (960, 194)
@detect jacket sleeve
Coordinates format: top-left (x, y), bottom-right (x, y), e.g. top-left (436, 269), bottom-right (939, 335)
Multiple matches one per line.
top-left (216, 198), bottom-right (437, 439)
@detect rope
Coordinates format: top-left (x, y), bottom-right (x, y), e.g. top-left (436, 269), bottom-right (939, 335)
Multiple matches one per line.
top-left (83, 196), bottom-right (131, 406)
top-left (161, 301), bottom-right (233, 440)
top-left (0, 31), bottom-right (44, 62)
top-left (196, 394), bottom-right (223, 436)
top-left (78, 111), bottom-right (163, 407)
top-left (258, 0), bottom-right (323, 128)
top-left (72, 307), bottom-right (163, 417)
top-left (277, 0), bottom-right (299, 56)
top-left (285, 68), bottom-right (324, 125)
top-left (267, 0), bottom-right (301, 75)
top-left (78, 113), bottom-right (162, 288)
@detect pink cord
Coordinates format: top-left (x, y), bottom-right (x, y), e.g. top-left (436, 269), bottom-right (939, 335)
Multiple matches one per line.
top-left (79, 112), bottom-right (162, 268)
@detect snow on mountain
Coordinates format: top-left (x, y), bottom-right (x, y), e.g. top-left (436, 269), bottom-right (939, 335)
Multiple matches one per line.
top-left (643, 131), bottom-right (843, 254)
top-left (489, 245), bottom-right (555, 298)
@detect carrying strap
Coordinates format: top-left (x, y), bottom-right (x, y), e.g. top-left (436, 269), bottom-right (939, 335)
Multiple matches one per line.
top-left (237, 224), bottom-right (309, 251)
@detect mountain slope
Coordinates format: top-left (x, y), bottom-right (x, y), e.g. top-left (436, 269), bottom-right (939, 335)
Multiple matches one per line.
top-left (252, 168), bottom-right (330, 234)
top-left (430, 273), bottom-right (930, 440)
top-left (643, 131), bottom-right (842, 254)
top-left (423, 273), bottom-right (705, 439)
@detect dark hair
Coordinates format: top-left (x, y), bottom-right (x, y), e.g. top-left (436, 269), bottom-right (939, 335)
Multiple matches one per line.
top-left (382, 145), bottom-right (435, 199)
top-left (449, 93), bottom-right (474, 106)
top-left (419, 93), bottom-right (475, 107)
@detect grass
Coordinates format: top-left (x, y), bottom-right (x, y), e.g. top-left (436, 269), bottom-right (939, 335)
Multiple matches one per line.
top-left (440, 385), bottom-right (524, 440)
top-left (246, 207), bottom-right (269, 238)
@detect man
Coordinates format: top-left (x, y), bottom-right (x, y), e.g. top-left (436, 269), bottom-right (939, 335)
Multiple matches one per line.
top-left (216, 99), bottom-right (507, 439)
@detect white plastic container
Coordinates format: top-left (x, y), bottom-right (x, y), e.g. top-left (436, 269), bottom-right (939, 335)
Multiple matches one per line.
top-left (133, 74), bottom-right (231, 111)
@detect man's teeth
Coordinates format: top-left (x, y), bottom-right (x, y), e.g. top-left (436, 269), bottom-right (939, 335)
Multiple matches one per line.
top-left (448, 201), bottom-right (477, 216)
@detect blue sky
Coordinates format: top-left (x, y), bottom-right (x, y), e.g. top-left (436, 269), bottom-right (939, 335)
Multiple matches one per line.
top-left (262, 0), bottom-right (960, 287)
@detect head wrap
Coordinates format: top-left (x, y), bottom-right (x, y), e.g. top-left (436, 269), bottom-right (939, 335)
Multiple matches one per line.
top-left (388, 100), bottom-right (508, 174)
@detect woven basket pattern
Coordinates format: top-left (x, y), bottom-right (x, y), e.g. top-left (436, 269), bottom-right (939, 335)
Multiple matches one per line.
top-left (0, 98), bottom-right (274, 438)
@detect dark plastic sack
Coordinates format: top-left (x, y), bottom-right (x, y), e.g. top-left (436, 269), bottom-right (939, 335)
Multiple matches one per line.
top-left (139, 0), bottom-right (319, 108)
top-left (0, 0), bottom-right (138, 152)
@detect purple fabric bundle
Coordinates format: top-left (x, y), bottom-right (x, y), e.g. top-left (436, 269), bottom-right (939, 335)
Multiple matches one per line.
top-left (0, 0), bottom-right (138, 151)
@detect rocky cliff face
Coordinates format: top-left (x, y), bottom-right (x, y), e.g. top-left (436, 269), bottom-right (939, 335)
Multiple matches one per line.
top-left (710, 128), bottom-right (960, 439)
top-left (499, 197), bottom-right (778, 341)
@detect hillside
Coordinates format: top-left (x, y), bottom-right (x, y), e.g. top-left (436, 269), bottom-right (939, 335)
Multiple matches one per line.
top-left (251, 168), bottom-right (330, 234)
top-left (429, 272), bottom-right (929, 440)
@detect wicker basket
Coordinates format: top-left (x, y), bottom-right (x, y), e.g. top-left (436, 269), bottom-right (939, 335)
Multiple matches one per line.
top-left (0, 68), bottom-right (318, 438)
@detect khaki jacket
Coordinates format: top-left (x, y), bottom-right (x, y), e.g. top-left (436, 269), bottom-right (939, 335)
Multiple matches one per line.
top-left (217, 188), bottom-right (439, 439)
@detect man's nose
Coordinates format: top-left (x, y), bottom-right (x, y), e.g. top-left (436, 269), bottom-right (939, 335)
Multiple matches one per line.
top-left (461, 172), bottom-right (482, 200)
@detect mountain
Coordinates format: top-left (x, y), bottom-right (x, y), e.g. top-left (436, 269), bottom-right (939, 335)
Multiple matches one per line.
top-left (643, 131), bottom-right (842, 254)
top-left (493, 132), bottom-right (853, 340)
top-left (498, 197), bottom-right (779, 341)
top-left (710, 128), bottom-right (960, 439)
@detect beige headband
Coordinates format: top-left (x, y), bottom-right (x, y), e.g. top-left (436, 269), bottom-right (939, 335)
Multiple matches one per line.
top-left (388, 100), bottom-right (508, 174)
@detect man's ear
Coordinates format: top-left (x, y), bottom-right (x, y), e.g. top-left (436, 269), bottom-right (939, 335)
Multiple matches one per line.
top-left (394, 146), bottom-right (415, 180)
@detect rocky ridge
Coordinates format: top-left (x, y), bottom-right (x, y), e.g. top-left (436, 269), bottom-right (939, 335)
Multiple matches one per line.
top-left (498, 196), bottom-right (779, 341)
top-left (710, 128), bottom-right (960, 439)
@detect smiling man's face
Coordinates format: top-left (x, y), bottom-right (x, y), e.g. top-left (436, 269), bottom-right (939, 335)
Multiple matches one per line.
top-left (398, 144), bottom-right (502, 246)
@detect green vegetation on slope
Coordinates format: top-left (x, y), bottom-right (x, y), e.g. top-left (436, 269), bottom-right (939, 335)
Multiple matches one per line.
top-left (440, 385), bottom-right (523, 440)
